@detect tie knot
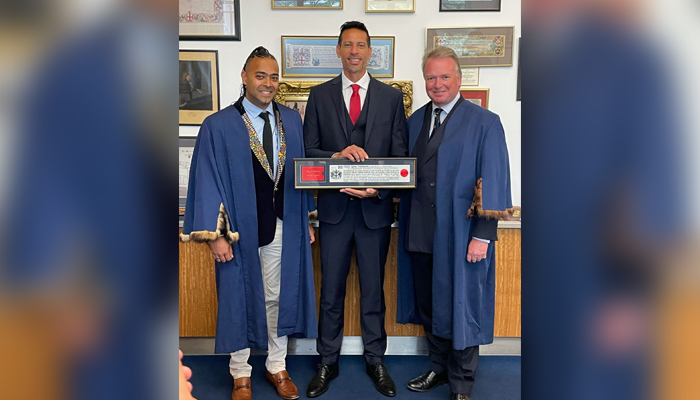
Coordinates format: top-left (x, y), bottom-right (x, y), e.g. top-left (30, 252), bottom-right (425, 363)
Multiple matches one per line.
top-left (434, 108), bottom-right (443, 117)
top-left (259, 111), bottom-right (270, 121)
top-left (351, 84), bottom-right (360, 93)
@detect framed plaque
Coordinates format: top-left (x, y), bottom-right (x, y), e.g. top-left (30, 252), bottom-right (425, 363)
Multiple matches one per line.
top-left (460, 87), bottom-right (489, 109)
top-left (440, 0), bottom-right (501, 12)
top-left (179, 137), bottom-right (197, 215)
top-left (179, 0), bottom-right (241, 41)
top-left (295, 158), bottom-right (416, 189)
top-left (426, 26), bottom-right (514, 67)
top-left (281, 36), bottom-right (394, 77)
top-left (366, 0), bottom-right (415, 12)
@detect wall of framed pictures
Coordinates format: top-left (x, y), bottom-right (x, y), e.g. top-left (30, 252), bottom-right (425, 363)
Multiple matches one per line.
top-left (179, 1), bottom-right (521, 202)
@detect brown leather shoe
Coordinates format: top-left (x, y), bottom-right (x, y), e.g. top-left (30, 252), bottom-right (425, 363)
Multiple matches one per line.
top-left (266, 370), bottom-right (300, 400)
top-left (231, 377), bottom-right (252, 400)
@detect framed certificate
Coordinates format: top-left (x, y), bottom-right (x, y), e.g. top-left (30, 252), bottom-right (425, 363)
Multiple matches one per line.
top-left (272, 0), bottom-right (342, 9)
top-left (426, 26), bottom-right (514, 67)
top-left (366, 0), bottom-right (415, 13)
top-left (179, 0), bottom-right (241, 41)
top-left (295, 158), bottom-right (416, 189)
top-left (440, 0), bottom-right (501, 12)
top-left (460, 87), bottom-right (490, 109)
top-left (281, 36), bottom-right (395, 77)
top-left (179, 137), bottom-right (197, 215)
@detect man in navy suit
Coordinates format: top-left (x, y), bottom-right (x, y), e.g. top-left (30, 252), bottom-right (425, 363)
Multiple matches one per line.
top-left (396, 47), bottom-right (512, 400)
top-left (304, 21), bottom-right (408, 398)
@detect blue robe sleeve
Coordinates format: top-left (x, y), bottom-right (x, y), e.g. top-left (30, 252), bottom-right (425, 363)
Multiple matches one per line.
top-left (180, 121), bottom-right (239, 244)
top-left (467, 115), bottom-right (513, 220)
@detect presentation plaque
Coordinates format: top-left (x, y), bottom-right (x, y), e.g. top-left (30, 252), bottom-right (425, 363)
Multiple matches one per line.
top-left (294, 158), bottom-right (416, 189)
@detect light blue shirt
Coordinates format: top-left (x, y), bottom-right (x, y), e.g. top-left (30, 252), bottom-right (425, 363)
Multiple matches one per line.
top-left (430, 94), bottom-right (490, 244)
top-left (243, 97), bottom-right (280, 174)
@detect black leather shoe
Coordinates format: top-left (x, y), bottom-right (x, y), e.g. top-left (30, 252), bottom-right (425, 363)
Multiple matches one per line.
top-left (306, 364), bottom-right (339, 398)
top-left (451, 393), bottom-right (471, 400)
top-left (407, 370), bottom-right (448, 392)
top-left (366, 363), bottom-right (397, 397)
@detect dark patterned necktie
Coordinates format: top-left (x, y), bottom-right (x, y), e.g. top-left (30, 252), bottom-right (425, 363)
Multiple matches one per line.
top-left (431, 108), bottom-right (443, 137)
top-left (259, 111), bottom-right (274, 168)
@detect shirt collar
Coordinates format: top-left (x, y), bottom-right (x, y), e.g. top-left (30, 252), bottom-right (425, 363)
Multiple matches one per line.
top-left (242, 96), bottom-right (274, 119)
top-left (432, 93), bottom-right (461, 115)
top-left (341, 70), bottom-right (370, 91)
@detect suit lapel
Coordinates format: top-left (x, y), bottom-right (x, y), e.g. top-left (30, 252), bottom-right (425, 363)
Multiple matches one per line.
top-left (330, 75), bottom-right (349, 141)
top-left (364, 76), bottom-right (382, 147)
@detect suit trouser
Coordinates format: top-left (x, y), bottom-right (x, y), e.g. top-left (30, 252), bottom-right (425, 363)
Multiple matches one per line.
top-left (317, 199), bottom-right (391, 365)
top-left (229, 218), bottom-right (287, 379)
top-left (409, 251), bottom-right (479, 395)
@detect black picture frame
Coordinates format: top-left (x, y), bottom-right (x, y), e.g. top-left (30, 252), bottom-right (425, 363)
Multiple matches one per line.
top-left (440, 0), bottom-right (501, 12)
top-left (179, 0), bottom-right (241, 41)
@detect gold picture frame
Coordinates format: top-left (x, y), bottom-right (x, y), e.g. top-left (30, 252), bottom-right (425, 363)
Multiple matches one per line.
top-left (275, 80), bottom-right (414, 118)
top-left (366, 0), bottom-right (415, 13)
top-left (179, 50), bottom-right (220, 125)
top-left (272, 0), bottom-right (343, 9)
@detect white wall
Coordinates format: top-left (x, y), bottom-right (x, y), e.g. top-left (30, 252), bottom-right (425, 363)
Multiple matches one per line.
top-left (179, 0), bottom-right (521, 206)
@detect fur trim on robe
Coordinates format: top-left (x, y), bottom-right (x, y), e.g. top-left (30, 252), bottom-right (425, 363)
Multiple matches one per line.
top-left (467, 178), bottom-right (515, 220)
top-left (180, 203), bottom-right (240, 244)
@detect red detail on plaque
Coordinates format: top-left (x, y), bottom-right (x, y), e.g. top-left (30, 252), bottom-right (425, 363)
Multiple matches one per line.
top-left (301, 166), bottom-right (325, 181)
top-left (400, 169), bottom-right (409, 177)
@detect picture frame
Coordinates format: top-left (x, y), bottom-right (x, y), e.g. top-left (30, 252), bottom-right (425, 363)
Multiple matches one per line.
top-left (439, 0), bottom-right (501, 12)
top-left (275, 80), bottom-right (413, 118)
top-left (366, 0), bottom-right (415, 13)
top-left (281, 36), bottom-right (395, 78)
top-left (179, 50), bottom-right (220, 126)
top-left (426, 26), bottom-right (514, 67)
top-left (272, 0), bottom-right (342, 9)
top-left (179, 0), bottom-right (241, 41)
top-left (460, 87), bottom-right (490, 109)
top-left (179, 137), bottom-right (197, 215)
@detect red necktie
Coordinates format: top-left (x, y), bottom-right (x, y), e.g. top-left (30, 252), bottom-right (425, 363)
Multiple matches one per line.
top-left (349, 84), bottom-right (361, 124)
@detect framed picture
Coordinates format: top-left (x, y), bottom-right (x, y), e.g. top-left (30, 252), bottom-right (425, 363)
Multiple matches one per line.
top-left (276, 80), bottom-right (413, 118)
top-left (179, 0), bottom-right (240, 41)
top-left (426, 26), bottom-right (514, 67)
top-left (180, 137), bottom-right (197, 215)
top-left (516, 38), bottom-right (521, 101)
top-left (272, 0), bottom-right (342, 9)
top-left (440, 0), bottom-right (501, 12)
top-left (460, 87), bottom-right (490, 109)
top-left (179, 50), bottom-right (220, 126)
top-left (281, 36), bottom-right (395, 78)
top-left (366, 0), bottom-right (415, 13)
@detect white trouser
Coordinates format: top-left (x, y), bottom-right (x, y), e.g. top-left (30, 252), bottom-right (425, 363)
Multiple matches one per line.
top-left (229, 218), bottom-right (287, 379)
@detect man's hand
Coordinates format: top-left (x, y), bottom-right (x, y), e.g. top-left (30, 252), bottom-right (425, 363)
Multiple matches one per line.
top-left (466, 239), bottom-right (488, 263)
top-left (333, 145), bottom-right (369, 162)
top-left (207, 236), bottom-right (233, 262)
top-left (340, 188), bottom-right (379, 198)
top-left (180, 350), bottom-right (197, 400)
top-left (309, 224), bottom-right (316, 244)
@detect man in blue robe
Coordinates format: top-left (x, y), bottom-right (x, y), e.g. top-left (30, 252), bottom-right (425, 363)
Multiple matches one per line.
top-left (396, 47), bottom-right (513, 400)
top-left (181, 47), bottom-right (317, 400)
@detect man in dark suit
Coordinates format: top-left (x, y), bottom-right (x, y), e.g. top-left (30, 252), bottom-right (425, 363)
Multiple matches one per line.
top-left (396, 47), bottom-right (512, 400)
top-left (304, 21), bottom-right (408, 398)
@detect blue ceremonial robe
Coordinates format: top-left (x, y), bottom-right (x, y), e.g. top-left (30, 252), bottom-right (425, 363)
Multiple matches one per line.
top-left (182, 103), bottom-right (317, 354)
top-left (397, 100), bottom-right (512, 350)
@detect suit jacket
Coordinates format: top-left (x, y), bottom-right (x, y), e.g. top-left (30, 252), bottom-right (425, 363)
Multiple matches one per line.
top-left (304, 74), bottom-right (408, 229)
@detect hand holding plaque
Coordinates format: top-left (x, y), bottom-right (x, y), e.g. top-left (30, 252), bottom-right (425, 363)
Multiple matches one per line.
top-left (294, 157), bottom-right (417, 189)
top-left (334, 145), bottom-right (369, 162)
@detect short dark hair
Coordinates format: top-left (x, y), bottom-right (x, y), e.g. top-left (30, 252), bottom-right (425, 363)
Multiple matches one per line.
top-left (241, 46), bottom-right (277, 97)
top-left (338, 21), bottom-right (371, 47)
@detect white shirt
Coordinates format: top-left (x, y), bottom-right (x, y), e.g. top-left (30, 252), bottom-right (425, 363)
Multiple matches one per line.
top-left (242, 97), bottom-right (280, 174)
top-left (429, 93), bottom-right (461, 137)
top-left (341, 71), bottom-right (370, 113)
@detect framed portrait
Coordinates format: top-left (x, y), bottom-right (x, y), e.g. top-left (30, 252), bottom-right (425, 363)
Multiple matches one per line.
top-left (426, 26), bottom-right (514, 67)
top-left (366, 0), bottom-right (415, 13)
top-left (180, 137), bottom-right (197, 215)
top-left (276, 80), bottom-right (413, 118)
top-left (179, 0), bottom-right (241, 41)
top-left (439, 0), bottom-right (501, 12)
top-left (179, 50), bottom-right (220, 126)
top-left (272, 0), bottom-right (342, 9)
top-left (281, 36), bottom-right (395, 78)
top-left (460, 87), bottom-right (490, 109)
